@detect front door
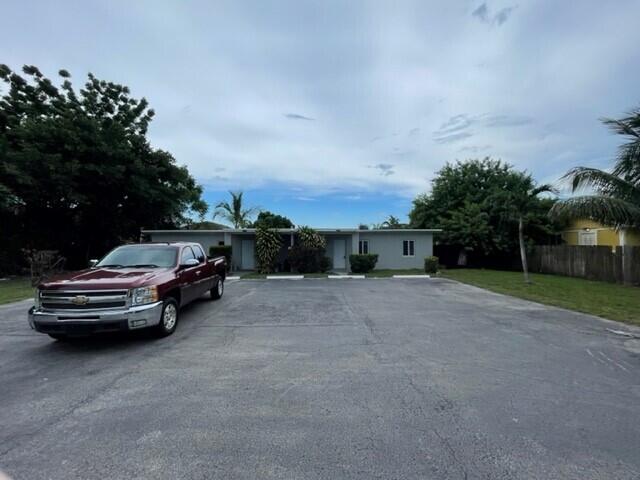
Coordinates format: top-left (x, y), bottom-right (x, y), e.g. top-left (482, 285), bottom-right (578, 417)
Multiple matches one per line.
top-left (333, 239), bottom-right (346, 270)
top-left (241, 239), bottom-right (255, 270)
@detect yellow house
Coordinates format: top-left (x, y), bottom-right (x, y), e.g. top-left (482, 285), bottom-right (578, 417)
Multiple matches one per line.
top-left (561, 219), bottom-right (640, 248)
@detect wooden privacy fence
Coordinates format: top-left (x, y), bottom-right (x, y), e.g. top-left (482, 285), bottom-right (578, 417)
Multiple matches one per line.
top-left (529, 245), bottom-right (640, 285)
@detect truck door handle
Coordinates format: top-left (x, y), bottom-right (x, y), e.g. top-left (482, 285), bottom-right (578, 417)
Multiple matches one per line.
top-left (195, 271), bottom-right (201, 276)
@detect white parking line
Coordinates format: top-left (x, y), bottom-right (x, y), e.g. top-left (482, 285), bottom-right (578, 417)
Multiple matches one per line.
top-left (266, 275), bottom-right (304, 280)
top-left (236, 274), bottom-right (433, 280)
top-left (392, 275), bottom-right (431, 278)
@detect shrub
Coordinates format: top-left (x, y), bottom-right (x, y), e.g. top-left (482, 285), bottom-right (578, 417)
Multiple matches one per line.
top-left (287, 226), bottom-right (330, 273)
top-left (255, 226), bottom-right (282, 273)
top-left (318, 256), bottom-right (332, 273)
top-left (288, 245), bottom-right (323, 273)
top-left (424, 256), bottom-right (439, 273)
top-left (209, 245), bottom-right (232, 271)
top-left (349, 254), bottom-right (378, 273)
top-left (297, 226), bottom-right (326, 250)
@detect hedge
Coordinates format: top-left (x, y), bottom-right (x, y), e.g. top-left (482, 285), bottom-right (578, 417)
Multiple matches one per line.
top-left (349, 254), bottom-right (378, 273)
top-left (424, 256), bottom-right (438, 273)
top-left (289, 245), bottom-right (331, 273)
top-left (209, 245), bottom-right (232, 271)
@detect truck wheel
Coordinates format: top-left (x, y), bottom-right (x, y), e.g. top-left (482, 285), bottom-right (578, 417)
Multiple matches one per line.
top-left (210, 278), bottom-right (224, 300)
top-left (48, 334), bottom-right (68, 341)
top-left (155, 298), bottom-right (179, 337)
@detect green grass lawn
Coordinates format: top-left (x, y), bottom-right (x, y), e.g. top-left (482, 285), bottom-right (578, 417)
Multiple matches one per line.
top-left (0, 278), bottom-right (34, 305)
top-left (440, 269), bottom-right (640, 326)
top-left (365, 269), bottom-right (427, 278)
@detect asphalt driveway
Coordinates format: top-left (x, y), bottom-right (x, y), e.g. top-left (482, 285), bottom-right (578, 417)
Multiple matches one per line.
top-left (1, 278), bottom-right (639, 479)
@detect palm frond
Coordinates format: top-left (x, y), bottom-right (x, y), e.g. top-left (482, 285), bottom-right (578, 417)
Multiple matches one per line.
top-left (549, 195), bottom-right (640, 227)
top-left (530, 183), bottom-right (558, 196)
top-left (214, 201), bottom-right (231, 211)
top-left (612, 140), bottom-right (640, 183)
top-left (562, 167), bottom-right (640, 198)
top-left (601, 115), bottom-right (640, 139)
top-left (602, 112), bottom-right (640, 183)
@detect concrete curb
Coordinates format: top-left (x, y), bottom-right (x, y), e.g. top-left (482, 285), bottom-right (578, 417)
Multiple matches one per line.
top-left (266, 275), bottom-right (304, 280)
top-left (327, 275), bottom-right (365, 279)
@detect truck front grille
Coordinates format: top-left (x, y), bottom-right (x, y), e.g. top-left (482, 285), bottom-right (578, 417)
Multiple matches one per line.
top-left (39, 290), bottom-right (128, 311)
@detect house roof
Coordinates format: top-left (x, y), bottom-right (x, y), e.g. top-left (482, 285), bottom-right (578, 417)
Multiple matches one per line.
top-left (142, 228), bottom-right (442, 234)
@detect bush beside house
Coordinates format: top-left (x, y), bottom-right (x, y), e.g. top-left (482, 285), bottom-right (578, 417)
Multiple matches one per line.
top-left (349, 254), bottom-right (378, 273)
top-left (288, 226), bottom-right (331, 273)
top-left (255, 226), bottom-right (282, 273)
top-left (424, 256), bottom-right (438, 273)
top-left (318, 256), bottom-right (332, 273)
top-left (288, 245), bottom-right (332, 273)
top-left (209, 245), bottom-right (232, 271)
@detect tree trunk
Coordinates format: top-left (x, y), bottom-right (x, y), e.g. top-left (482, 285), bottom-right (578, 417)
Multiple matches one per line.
top-left (518, 215), bottom-right (530, 284)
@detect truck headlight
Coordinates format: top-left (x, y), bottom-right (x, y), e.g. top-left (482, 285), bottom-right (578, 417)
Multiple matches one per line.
top-left (131, 286), bottom-right (159, 306)
top-left (34, 289), bottom-right (41, 308)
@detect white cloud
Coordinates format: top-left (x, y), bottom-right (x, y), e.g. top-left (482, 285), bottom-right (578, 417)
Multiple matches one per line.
top-left (3, 0), bottom-right (640, 201)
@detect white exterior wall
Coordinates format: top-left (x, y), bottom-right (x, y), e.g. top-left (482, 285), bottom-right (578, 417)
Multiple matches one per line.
top-left (145, 229), bottom-right (437, 271)
top-left (358, 232), bottom-right (433, 270)
top-left (147, 231), bottom-right (225, 254)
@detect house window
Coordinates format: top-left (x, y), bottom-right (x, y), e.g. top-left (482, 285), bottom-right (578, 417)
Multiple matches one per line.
top-left (358, 240), bottom-right (369, 254)
top-left (578, 231), bottom-right (597, 246)
top-left (402, 240), bottom-right (415, 257)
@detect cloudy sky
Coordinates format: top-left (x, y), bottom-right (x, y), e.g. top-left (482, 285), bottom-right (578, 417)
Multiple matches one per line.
top-left (4, 1), bottom-right (640, 226)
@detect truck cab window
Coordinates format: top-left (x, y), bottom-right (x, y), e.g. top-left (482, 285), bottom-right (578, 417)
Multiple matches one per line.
top-left (181, 247), bottom-right (196, 264)
top-left (192, 245), bottom-right (205, 262)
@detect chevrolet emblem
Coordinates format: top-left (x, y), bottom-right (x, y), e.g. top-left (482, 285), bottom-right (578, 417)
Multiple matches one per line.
top-left (71, 295), bottom-right (90, 306)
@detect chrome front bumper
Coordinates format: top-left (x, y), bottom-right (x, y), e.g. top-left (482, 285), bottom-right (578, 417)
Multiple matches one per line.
top-left (28, 301), bottom-right (164, 334)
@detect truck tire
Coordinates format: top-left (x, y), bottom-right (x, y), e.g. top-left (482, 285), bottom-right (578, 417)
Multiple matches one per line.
top-left (210, 278), bottom-right (224, 300)
top-left (155, 298), bottom-right (179, 337)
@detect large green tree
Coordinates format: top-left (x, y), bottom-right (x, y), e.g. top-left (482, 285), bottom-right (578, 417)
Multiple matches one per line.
top-left (550, 109), bottom-right (640, 226)
top-left (252, 210), bottom-right (294, 229)
top-left (0, 65), bottom-right (207, 271)
top-left (410, 158), bottom-right (559, 263)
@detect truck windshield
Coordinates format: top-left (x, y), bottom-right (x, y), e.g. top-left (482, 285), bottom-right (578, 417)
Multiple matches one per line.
top-left (97, 246), bottom-right (178, 268)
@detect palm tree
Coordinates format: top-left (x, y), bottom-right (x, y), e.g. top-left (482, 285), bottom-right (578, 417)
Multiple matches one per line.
top-left (550, 109), bottom-right (640, 228)
top-left (381, 215), bottom-right (401, 229)
top-left (513, 183), bottom-right (557, 283)
top-left (213, 191), bottom-right (259, 228)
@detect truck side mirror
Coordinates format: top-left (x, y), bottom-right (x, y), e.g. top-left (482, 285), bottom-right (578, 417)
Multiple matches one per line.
top-left (181, 258), bottom-right (200, 268)
top-left (89, 259), bottom-right (99, 268)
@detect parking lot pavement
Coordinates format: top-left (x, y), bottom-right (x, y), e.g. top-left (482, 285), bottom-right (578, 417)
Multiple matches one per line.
top-left (1, 278), bottom-right (639, 479)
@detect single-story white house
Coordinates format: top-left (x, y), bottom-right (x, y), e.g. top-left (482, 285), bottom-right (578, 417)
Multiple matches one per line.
top-left (141, 228), bottom-right (440, 272)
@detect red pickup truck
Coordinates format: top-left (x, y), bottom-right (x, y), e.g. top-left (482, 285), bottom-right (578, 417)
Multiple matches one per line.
top-left (28, 242), bottom-right (226, 340)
